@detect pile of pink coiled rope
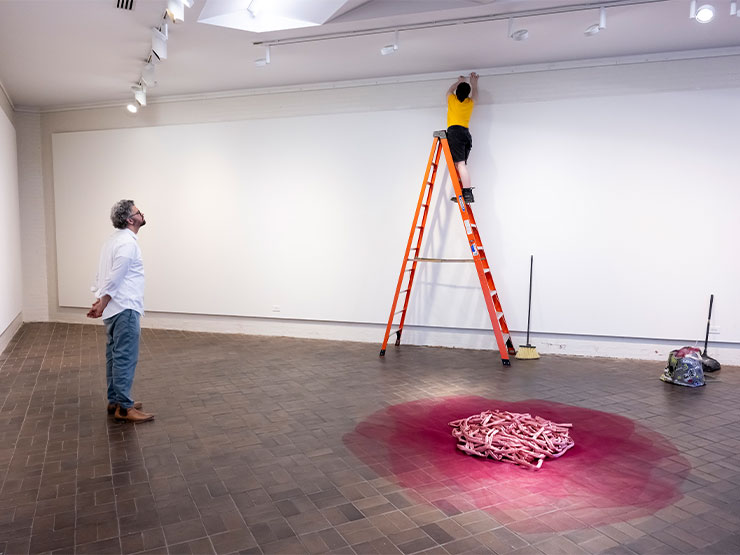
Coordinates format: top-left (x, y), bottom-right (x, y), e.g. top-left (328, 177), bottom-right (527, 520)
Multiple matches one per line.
top-left (449, 410), bottom-right (574, 470)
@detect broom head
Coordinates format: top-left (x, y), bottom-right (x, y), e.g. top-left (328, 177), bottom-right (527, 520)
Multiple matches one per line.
top-left (516, 344), bottom-right (540, 360)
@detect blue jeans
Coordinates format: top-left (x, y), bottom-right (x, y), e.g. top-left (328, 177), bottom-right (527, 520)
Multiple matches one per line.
top-left (104, 309), bottom-right (140, 409)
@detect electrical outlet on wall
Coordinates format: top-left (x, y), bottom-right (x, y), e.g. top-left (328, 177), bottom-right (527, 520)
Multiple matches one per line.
top-left (709, 325), bottom-right (720, 334)
top-left (272, 305), bottom-right (281, 313)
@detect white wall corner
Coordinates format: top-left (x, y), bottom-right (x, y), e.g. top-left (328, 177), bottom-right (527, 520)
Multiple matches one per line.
top-left (0, 78), bottom-right (13, 124)
top-left (0, 311), bottom-right (22, 356)
top-left (16, 112), bottom-right (50, 321)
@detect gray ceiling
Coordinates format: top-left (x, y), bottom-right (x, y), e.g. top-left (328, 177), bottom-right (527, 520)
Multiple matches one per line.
top-left (0, 0), bottom-right (738, 111)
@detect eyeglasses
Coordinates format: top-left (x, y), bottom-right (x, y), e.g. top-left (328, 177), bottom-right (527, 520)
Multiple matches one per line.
top-left (130, 210), bottom-right (143, 218)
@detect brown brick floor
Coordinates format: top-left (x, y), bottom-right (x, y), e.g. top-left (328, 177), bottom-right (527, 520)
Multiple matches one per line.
top-left (1, 322), bottom-right (739, 554)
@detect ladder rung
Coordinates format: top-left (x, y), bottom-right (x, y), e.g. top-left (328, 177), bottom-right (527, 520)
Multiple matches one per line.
top-left (395, 309), bottom-right (405, 315)
top-left (497, 312), bottom-right (504, 319)
top-left (400, 289), bottom-right (409, 294)
top-left (411, 258), bottom-right (474, 263)
top-left (422, 204), bottom-right (429, 208)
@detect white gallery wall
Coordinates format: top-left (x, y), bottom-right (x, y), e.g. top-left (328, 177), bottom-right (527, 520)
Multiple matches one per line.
top-left (0, 101), bottom-right (23, 353)
top-left (26, 55), bottom-right (740, 363)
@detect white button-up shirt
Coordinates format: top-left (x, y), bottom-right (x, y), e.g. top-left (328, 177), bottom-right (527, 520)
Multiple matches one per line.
top-left (93, 229), bottom-right (145, 319)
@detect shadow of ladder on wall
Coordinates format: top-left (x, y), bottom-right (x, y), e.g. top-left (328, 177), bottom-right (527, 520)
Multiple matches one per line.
top-left (379, 130), bottom-right (517, 366)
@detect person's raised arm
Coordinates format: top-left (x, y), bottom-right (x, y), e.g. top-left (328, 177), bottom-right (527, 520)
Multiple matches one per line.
top-left (470, 72), bottom-right (479, 102)
top-left (446, 75), bottom-right (466, 101)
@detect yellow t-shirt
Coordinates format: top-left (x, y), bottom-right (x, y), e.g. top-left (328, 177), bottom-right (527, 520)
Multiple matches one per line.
top-left (447, 95), bottom-right (474, 128)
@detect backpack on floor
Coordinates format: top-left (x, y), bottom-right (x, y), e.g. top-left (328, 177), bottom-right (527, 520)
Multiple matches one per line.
top-left (660, 346), bottom-right (705, 387)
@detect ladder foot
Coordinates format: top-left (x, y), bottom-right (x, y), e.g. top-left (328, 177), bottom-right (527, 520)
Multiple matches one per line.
top-left (502, 359), bottom-right (511, 367)
top-left (379, 349), bottom-right (386, 357)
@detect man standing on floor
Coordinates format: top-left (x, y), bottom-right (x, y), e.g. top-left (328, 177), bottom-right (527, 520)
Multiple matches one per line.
top-left (87, 199), bottom-right (154, 423)
top-left (446, 72), bottom-right (478, 204)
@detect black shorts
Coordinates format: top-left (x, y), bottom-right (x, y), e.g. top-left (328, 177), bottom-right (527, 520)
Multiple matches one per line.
top-left (447, 125), bottom-right (472, 163)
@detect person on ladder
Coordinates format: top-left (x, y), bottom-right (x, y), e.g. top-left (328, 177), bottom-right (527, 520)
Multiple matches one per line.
top-left (446, 72), bottom-right (478, 204)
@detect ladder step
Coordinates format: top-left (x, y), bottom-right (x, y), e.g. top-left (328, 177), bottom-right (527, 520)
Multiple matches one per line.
top-left (497, 312), bottom-right (504, 319)
top-left (411, 258), bottom-right (474, 263)
top-left (395, 309), bottom-right (405, 315)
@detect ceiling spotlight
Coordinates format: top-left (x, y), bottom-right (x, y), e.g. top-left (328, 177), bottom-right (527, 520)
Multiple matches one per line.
top-left (132, 84), bottom-right (146, 107)
top-left (141, 61), bottom-right (157, 87)
top-left (690, 1), bottom-right (716, 22)
top-left (166, 0), bottom-right (194, 21)
top-left (152, 24), bottom-right (168, 60)
top-left (255, 45), bottom-right (271, 67)
top-left (246, 0), bottom-right (261, 18)
top-left (585, 6), bottom-right (606, 36)
top-left (507, 18), bottom-right (529, 41)
top-left (732, 0), bottom-right (738, 15)
top-left (380, 30), bottom-right (399, 55)
top-left (696, 4), bottom-right (716, 22)
top-left (166, 0), bottom-right (184, 22)
top-left (126, 103), bottom-right (138, 114)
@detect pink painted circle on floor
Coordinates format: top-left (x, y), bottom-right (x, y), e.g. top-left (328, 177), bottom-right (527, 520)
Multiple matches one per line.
top-left (344, 396), bottom-right (691, 532)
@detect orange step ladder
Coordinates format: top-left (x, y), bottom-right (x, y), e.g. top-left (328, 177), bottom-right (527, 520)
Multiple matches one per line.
top-left (379, 130), bottom-right (516, 366)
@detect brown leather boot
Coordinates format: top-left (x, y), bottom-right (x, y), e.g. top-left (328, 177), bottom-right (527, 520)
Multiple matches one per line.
top-left (107, 401), bottom-right (143, 414)
top-left (114, 406), bottom-right (154, 422)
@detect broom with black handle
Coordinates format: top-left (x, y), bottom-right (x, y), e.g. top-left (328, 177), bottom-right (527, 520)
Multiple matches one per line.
top-left (516, 255), bottom-right (540, 360)
top-left (701, 294), bottom-right (721, 372)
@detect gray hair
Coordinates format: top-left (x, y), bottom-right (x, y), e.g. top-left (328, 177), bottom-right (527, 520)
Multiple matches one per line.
top-left (110, 199), bottom-right (135, 229)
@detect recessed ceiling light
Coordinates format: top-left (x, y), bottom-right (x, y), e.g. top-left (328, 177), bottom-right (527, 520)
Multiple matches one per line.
top-left (696, 4), bottom-right (715, 22)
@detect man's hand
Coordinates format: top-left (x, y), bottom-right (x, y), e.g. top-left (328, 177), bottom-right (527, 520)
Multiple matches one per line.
top-left (86, 298), bottom-right (107, 319)
top-left (470, 72), bottom-right (479, 81)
